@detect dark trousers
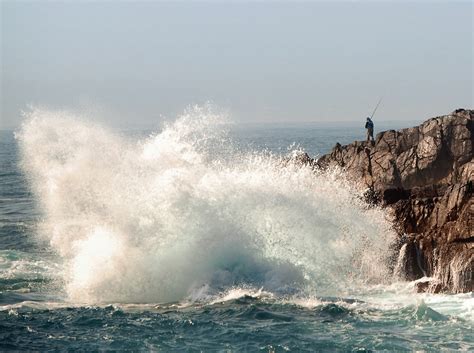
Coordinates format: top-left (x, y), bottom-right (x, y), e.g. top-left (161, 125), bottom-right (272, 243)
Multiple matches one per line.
top-left (366, 128), bottom-right (374, 142)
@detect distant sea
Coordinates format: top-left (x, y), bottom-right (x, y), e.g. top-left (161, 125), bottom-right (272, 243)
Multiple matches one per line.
top-left (1, 112), bottom-right (472, 351)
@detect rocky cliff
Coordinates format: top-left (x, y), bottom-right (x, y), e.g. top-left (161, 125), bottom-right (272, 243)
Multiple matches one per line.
top-left (316, 109), bottom-right (473, 293)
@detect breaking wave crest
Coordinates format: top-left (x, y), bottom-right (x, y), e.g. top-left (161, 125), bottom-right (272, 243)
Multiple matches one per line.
top-left (16, 106), bottom-right (396, 304)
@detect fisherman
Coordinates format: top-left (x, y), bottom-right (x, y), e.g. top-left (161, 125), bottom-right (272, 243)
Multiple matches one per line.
top-left (365, 117), bottom-right (374, 143)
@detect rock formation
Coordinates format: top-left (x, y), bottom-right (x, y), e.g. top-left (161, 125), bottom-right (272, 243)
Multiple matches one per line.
top-left (315, 109), bottom-right (473, 293)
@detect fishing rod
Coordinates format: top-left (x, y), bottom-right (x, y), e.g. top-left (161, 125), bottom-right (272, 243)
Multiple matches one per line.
top-left (370, 97), bottom-right (383, 119)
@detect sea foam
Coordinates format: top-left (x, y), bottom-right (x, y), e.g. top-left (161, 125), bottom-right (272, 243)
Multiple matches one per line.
top-left (17, 105), bottom-right (396, 303)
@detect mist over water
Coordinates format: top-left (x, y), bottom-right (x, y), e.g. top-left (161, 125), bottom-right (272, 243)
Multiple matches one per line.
top-left (16, 106), bottom-right (396, 304)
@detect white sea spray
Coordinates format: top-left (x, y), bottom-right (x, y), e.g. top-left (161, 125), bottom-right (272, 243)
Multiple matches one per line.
top-left (17, 105), bottom-right (396, 304)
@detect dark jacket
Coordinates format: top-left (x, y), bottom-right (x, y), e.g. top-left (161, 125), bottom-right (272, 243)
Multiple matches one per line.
top-left (365, 119), bottom-right (374, 130)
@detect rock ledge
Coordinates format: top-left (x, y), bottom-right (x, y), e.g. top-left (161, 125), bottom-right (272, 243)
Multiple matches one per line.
top-left (316, 109), bottom-right (473, 293)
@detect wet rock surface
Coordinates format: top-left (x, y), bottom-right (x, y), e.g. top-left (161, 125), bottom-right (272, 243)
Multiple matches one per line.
top-left (316, 109), bottom-right (473, 293)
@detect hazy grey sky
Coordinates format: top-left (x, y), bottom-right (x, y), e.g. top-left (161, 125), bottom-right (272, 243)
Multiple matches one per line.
top-left (1, 1), bottom-right (473, 128)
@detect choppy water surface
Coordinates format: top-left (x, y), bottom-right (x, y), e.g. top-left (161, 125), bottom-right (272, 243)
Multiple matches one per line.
top-left (1, 107), bottom-right (472, 351)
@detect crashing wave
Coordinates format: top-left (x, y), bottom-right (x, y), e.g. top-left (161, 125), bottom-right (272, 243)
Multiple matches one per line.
top-left (16, 105), bottom-right (396, 304)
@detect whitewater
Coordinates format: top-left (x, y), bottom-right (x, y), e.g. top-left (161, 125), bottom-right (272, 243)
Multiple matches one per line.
top-left (1, 106), bottom-right (472, 351)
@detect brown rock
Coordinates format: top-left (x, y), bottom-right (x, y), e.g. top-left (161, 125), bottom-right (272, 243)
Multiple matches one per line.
top-left (317, 109), bottom-right (474, 293)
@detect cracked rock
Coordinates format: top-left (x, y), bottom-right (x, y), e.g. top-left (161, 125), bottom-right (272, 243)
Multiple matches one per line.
top-left (316, 109), bottom-right (473, 293)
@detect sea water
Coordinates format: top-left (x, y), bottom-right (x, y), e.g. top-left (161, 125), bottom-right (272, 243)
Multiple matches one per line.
top-left (1, 106), bottom-right (472, 351)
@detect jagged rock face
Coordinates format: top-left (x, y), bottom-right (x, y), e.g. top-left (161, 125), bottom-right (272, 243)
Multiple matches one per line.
top-left (317, 109), bottom-right (473, 293)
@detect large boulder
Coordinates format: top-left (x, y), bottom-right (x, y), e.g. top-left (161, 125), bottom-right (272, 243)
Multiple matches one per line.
top-left (317, 109), bottom-right (473, 293)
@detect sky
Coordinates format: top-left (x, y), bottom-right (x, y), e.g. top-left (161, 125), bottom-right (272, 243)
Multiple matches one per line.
top-left (1, 1), bottom-right (473, 129)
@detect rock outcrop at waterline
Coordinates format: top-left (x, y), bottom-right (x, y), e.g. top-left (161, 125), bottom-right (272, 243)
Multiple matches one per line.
top-left (315, 109), bottom-right (473, 293)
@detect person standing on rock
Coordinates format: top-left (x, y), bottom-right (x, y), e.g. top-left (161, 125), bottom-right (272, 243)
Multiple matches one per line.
top-left (365, 117), bottom-right (375, 143)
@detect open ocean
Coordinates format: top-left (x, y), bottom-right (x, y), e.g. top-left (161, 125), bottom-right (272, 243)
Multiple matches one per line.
top-left (1, 107), bottom-right (472, 351)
